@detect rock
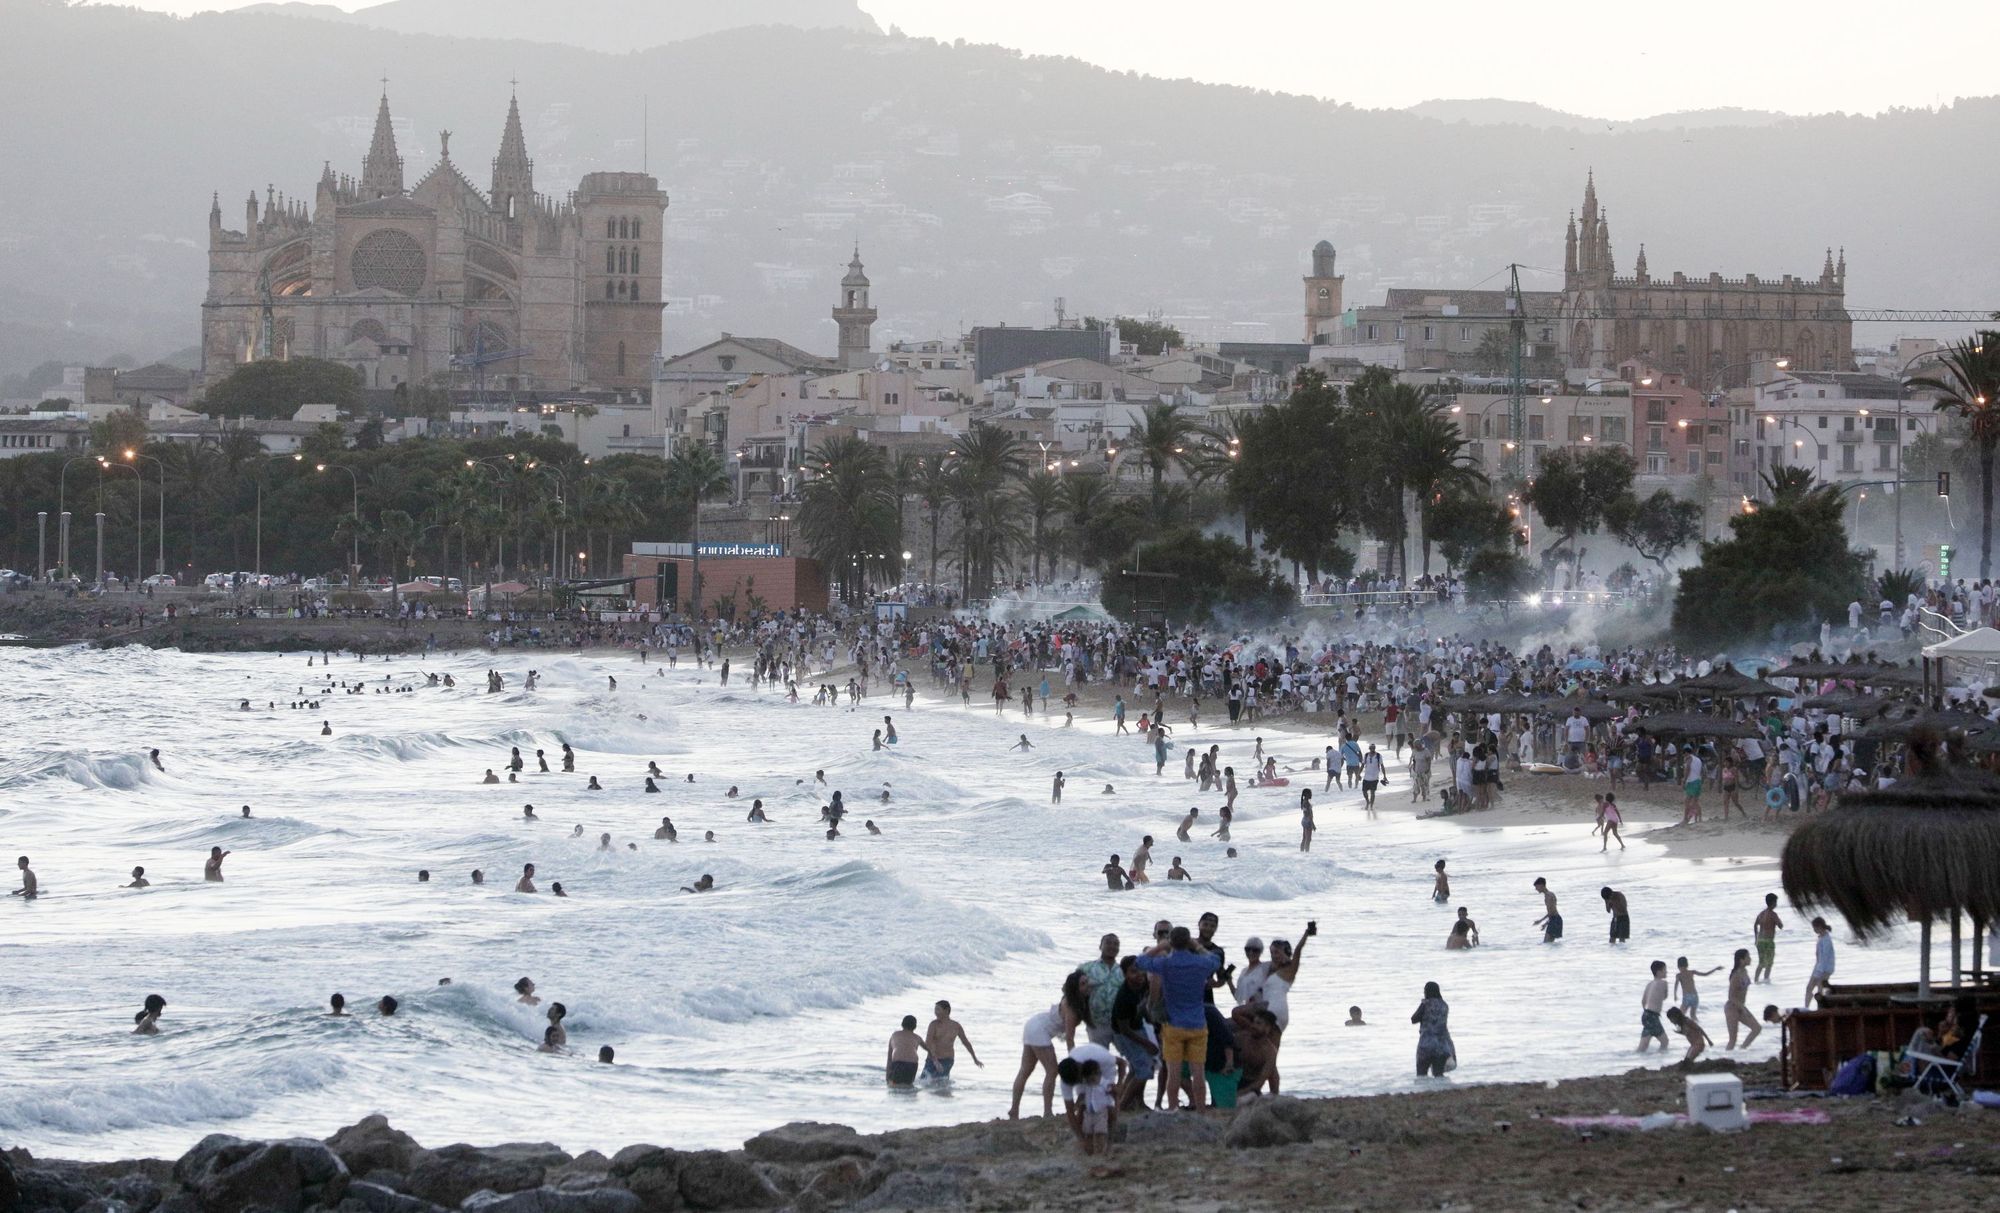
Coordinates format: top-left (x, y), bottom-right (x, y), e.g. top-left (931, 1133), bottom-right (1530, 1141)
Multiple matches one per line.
top-left (1259, 1095), bottom-right (1319, 1138)
top-left (325, 1119), bottom-right (422, 1179)
top-left (460, 1188), bottom-right (640, 1213)
top-left (674, 1154), bottom-right (776, 1211)
top-left (1, 1153), bottom-right (18, 1213)
top-left (343, 1182), bottom-right (445, 1213)
top-left (1119, 1111), bottom-right (1224, 1148)
top-left (741, 1126), bottom-right (876, 1167)
top-left (402, 1148), bottom-right (549, 1210)
top-left (603, 1151), bottom-right (679, 1213)
top-left (105, 1176), bottom-right (163, 1213)
top-left (1222, 1103), bottom-right (1303, 1149)
top-left (14, 1168), bottom-right (94, 1213)
top-left (796, 1160), bottom-right (878, 1207)
top-left (355, 1174), bottom-right (406, 1194)
top-left (546, 1155), bottom-right (609, 1185)
top-left (172, 1138), bottom-right (349, 1213)
top-left (848, 1169), bottom-right (971, 1212)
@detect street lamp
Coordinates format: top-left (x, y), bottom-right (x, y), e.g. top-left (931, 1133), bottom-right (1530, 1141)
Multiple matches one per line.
top-left (122, 448), bottom-right (165, 577)
top-left (316, 462), bottom-right (360, 585)
top-left (97, 457), bottom-right (141, 587)
top-left (56, 453), bottom-right (100, 581)
top-left (255, 453), bottom-right (306, 576)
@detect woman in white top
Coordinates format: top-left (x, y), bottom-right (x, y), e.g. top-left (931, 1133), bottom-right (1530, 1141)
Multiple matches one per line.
top-left (1009, 972), bottom-right (1086, 1118)
top-left (1260, 922), bottom-right (1316, 1094)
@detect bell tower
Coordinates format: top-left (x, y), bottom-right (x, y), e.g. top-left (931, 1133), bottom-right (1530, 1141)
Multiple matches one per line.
top-left (833, 247), bottom-right (877, 369)
top-left (1304, 239), bottom-right (1342, 344)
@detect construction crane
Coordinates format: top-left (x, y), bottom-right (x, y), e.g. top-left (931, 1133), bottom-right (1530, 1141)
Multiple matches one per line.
top-left (450, 327), bottom-right (533, 404)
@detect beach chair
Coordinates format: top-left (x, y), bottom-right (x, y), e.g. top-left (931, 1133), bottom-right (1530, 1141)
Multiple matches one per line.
top-left (1907, 1015), bottom-right (1985, 1100)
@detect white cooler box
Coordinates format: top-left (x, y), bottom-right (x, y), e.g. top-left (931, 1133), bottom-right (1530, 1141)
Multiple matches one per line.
top-left (1685, 1073), bottom-right (1747, 1131)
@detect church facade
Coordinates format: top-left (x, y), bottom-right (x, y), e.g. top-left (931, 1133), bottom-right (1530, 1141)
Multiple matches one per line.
top-left (1558, 173), bottom-right (1851, 388)
top-left (201, 91), bottom-right (667, 396)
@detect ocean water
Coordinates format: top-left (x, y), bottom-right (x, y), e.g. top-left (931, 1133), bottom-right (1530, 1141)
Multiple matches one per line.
top-left (0, 646), bottom-right (1921, 1159)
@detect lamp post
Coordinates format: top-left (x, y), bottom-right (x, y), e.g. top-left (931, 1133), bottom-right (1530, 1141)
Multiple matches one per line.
top-left (1708, 357), bottom-right (1789, 502)
top-left (57, 454), bottom-right (98, 582)
top-left (97, 458), bottom-right (141, 587)
top-left (122, 448), bottom-right (165, 577)
top-left (255, 453), bottom-right (306, 577)
top-left (1776, 418), bottom-right (1825, 480)
top-left (1892, 345), bottom-right (1971, 570)
top-left (316, 462), bottom-right (360, 586)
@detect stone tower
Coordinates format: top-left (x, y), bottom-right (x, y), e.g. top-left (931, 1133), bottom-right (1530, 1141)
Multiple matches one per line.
top-left (359, 90), bottom-right (403, 199)
top-left (1304, 239), bottom-right (1343, 344)
top-left (832, 247), bottom-right (877, 369)
top-left (490, 90), bottom-right (533, 221)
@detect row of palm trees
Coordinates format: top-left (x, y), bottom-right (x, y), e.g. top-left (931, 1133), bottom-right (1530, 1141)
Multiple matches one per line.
top-left (783, 372), bottom-right (1484, 602)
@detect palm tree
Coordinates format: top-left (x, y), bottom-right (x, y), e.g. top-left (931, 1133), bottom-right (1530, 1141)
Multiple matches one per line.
top-left (664, 442), bottom-right (729, 616)
top-left (1763, 465), bottom-right (1819, 502)
top-left (1908, 331), bottom-right (2000, 577)
top-left (799, 435), bottom-right (898, 601)
top-left (913, 453), bottom-right (955, 586)
top-left (1019, 469), bottom-right (1067, 583)
top-left (1133, 402), bottom-right (1195, 522)
top-left (1191, 413), bottom-right (1256, 548)
top-left (1059, 473), bottom-right (1111, 576)
top-left (159, 440), bottom-right (223, 573)
top-left (1361, 381), bottom-right (1481, 577)
top-left (947, 424), bottom-right (1027, 598)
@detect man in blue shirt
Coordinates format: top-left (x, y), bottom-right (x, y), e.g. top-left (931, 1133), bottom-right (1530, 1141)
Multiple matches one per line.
top-left (1135, 925), bottom-right (1223, 1110)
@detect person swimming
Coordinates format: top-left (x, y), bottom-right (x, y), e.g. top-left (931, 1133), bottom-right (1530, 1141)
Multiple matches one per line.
top-left (726, 785), bottom-right (740, 798)
top-left (571, 824), bottom-right (584, 837)
top-left (680, 874), bottom-right (715, 893)
top-left (470, 869), bottom-right (485, 884)
top-left (524, 804), bottom-right (538, 820)
top-left (240, 805), bottom-right (252, 818)
top-left (515, 863), bottom-right (538, 893)
top-left (598, 832), bottom-right (614, 851)
top-left (866, 819), bottom-right (882, 835)
top-left (133, 993), bottom-right (166, 1034)
top-left (515, 977), bottom-right (541, 1005)
top-left (329, 993), bottom-right (347, 1016)
top-left (702, 830), bottom-right (716, 842)
top-left (417, 869), bottom-right (430, 882)
top-left (586, 776), bottom-right (603, 791)
top-left (377, 996), bottom-right (398, 1016)
top-left (320, 722), bottom-right (332, 736)
top-left (747, 801), bottom-right (768, 823)
top-left (204, 846), bottom-right (229, 882)
top-left (561, 743), bottom-right (575, 772)
top-left (551, 882), bottom-right (567, 897)
top-left (126, 866), bottom-right (149, 888)
top-left (482, 769), bottom-right (501, 784)
top-left (150, 749), bottom-right (164, 772)
top-left (655, 816), bottom-right (678, 841)
top-left (644, 777), bottom-right (660, 793)
top-left (648, 761), bottom-right (663, 778)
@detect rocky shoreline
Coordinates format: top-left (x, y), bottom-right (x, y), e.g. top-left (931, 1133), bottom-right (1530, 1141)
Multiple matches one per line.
top-left (8, 1061), bottom-right (1994, 1213)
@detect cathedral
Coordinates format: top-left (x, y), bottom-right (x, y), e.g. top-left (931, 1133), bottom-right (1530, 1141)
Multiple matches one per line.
top-left (201, 90), bottom-right (667, 396)
top-left (1558, 173), bottom-right (1851, 387)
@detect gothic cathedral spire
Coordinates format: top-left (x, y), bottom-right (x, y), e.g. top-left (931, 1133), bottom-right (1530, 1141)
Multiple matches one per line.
top-left (492, 88), bottom-right (534, 218)
top-left (360, 89), bottom-right (404, 198)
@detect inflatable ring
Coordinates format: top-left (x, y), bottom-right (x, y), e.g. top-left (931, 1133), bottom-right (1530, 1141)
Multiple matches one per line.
top-left (1764, 786), bottom-right (1786, 808)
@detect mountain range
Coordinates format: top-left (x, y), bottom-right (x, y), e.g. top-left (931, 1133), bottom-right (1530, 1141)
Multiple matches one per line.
top-left (232, 0), bottom-right (879, 52)
top-left (1, 0), bottom-right (1995, 391)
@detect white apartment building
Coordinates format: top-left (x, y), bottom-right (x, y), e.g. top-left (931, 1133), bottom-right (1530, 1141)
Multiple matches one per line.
top-left (1749, 370), bottom-right (1938, 486)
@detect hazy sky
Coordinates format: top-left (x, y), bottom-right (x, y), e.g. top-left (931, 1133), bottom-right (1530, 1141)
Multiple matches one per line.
top-left (117, 0), bottom-right (2000, 120)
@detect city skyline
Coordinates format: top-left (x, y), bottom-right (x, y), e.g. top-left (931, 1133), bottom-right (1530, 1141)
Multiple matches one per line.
top-left (107, 0), bottom-right (2000, 121)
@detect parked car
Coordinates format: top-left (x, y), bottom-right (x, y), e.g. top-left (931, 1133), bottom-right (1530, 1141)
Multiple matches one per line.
top-left (142, 573), bottom-right (177, 587)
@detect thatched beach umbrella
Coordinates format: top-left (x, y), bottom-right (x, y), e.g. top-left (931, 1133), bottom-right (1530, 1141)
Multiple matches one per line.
top-left (1800, 692), bottom-right (1888, 715)
top-left (1782, 739), bottom-right (2000, 995)
top-left (1846, 664), bottom-right (1925, 689)
top-left (1677, 665), bottom-right (1788, 699)
top-left (1629, 712), bottom-right (1765, 740)
top-left (1850, 708), bottom-right (1997, 743)
top-left (1769, 660), bottom-right (1855, 681)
